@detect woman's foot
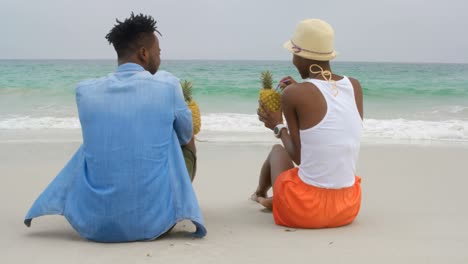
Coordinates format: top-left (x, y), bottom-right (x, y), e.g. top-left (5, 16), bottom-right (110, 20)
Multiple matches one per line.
top-left (250, 189), bottom-right (273, 210)
top-left (250, 190), bottom-right (267, 202)
top-left (257, 197), bottom-right (273, 210)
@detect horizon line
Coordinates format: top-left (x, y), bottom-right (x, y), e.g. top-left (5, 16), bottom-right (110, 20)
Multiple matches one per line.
top-left (0, 58), bottom-right (467, 65)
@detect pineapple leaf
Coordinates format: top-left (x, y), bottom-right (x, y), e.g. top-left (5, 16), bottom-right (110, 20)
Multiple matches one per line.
top-left (180, 80), bottom-right (193, 102)
top-left (260, 71), bottom-right (273, 89)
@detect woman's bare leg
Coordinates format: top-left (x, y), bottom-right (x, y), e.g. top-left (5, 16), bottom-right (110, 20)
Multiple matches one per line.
top-left (253, 144), bottom-right (294, 209)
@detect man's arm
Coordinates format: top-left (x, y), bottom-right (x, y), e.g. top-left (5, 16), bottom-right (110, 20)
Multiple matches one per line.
top-left (173, 81), bottom-right (193, 145)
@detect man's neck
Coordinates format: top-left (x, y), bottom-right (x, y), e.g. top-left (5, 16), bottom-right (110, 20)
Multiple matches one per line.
top-left (118, 57), bottom-right (140, 67)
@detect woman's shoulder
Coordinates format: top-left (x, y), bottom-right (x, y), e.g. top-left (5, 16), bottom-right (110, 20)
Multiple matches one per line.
top-left (346, 76), bottom-right (361, 87)
top-left (280, 82), bottom-right (325, 110)
top-left (282, 81), bottom-right (321, 97)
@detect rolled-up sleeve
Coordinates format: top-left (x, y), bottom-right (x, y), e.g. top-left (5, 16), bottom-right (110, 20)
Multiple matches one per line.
top-left (173, 81), bottom-right (193, 145)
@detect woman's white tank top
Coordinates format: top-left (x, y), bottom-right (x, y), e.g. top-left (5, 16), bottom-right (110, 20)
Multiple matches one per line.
top-left (298, 77), bottom-right (363, 189)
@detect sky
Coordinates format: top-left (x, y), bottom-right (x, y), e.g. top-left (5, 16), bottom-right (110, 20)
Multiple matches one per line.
top-left (1, 0), bottom-right (467, 63)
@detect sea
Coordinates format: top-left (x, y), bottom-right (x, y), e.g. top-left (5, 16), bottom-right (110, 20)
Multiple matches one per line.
top-left (1, 60), bottom-right (467, 145)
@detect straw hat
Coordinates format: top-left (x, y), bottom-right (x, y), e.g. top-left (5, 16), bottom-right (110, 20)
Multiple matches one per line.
top-left (283, 19), bottom-right (337, 61)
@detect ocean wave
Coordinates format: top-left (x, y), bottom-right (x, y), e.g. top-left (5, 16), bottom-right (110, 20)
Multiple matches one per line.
top-left (202, 113), bottom-right (265, 132)
top-left (363, 118), bottom-right (468, 141)
top-left (448, 106), bottom-right (468, 113)
top-left (0, 116), bottom-right (80, 129)
top-left (428, 105), bottom-right (468, 114)
top-left (1, 114), bottom-right (467, 142)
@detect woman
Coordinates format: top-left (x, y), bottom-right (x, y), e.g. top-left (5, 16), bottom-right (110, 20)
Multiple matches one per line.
top-left (254, 19), bottom-right (364, 228)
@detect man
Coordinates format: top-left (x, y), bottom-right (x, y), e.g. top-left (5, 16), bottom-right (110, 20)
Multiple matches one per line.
top-left (24, 13), bottom-right (206, 242)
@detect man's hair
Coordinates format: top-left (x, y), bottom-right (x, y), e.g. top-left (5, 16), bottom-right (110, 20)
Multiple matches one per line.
top-left (105, 12), bottom-right (161, 58)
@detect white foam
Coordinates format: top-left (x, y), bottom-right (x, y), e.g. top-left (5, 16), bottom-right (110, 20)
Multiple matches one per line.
top-left (430, 105), bottom-right (468, 116)
top-left (364, 118), bottom-right (468, 141)
top-left (0, 116), bottom-right (80, 129)
top-left (202, 113), bottom-right (265, 132)
top-left (448, 105), bottom-right (468, 114)
top-left (1, 114), bottom-right (467, 143)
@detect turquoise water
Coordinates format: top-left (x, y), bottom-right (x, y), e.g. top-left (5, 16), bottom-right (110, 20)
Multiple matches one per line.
top-left (1, 60), bottom-right (468, 142)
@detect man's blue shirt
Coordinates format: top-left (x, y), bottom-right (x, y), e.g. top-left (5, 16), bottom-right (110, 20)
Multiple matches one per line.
top-left (24, 63), bottom-right (207, 242)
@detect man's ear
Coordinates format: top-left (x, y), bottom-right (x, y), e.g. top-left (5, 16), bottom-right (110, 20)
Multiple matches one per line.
top-left (137, 47), bottom-right (148, 63)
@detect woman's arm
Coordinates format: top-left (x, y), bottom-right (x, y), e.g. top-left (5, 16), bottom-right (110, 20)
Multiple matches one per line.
top-left (349, 77), bottom-right (364, 119)
top-left (279, 86), bottom-right (301, 165)
top-left (257, 84), bottom-right (301, 165)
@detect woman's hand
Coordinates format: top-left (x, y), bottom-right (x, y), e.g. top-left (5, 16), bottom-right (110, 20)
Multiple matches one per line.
top-left (257, 101), bottom-right (283, 130)
top-left (278, 76), bottom-right (297, 91)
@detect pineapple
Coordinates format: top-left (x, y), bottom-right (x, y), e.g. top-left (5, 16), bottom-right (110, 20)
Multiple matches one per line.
top-left (180, 80), bottom-right (201, 135)
top-left (258, 71), bottom-right (281, 113)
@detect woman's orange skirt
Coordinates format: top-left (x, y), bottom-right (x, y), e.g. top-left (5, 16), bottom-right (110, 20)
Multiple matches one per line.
top-left (273, 168), bottom-right (361, 228)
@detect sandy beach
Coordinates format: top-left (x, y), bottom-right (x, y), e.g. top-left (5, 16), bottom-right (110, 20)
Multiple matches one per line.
top-left (1, 131), bottom-right (468, 263)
